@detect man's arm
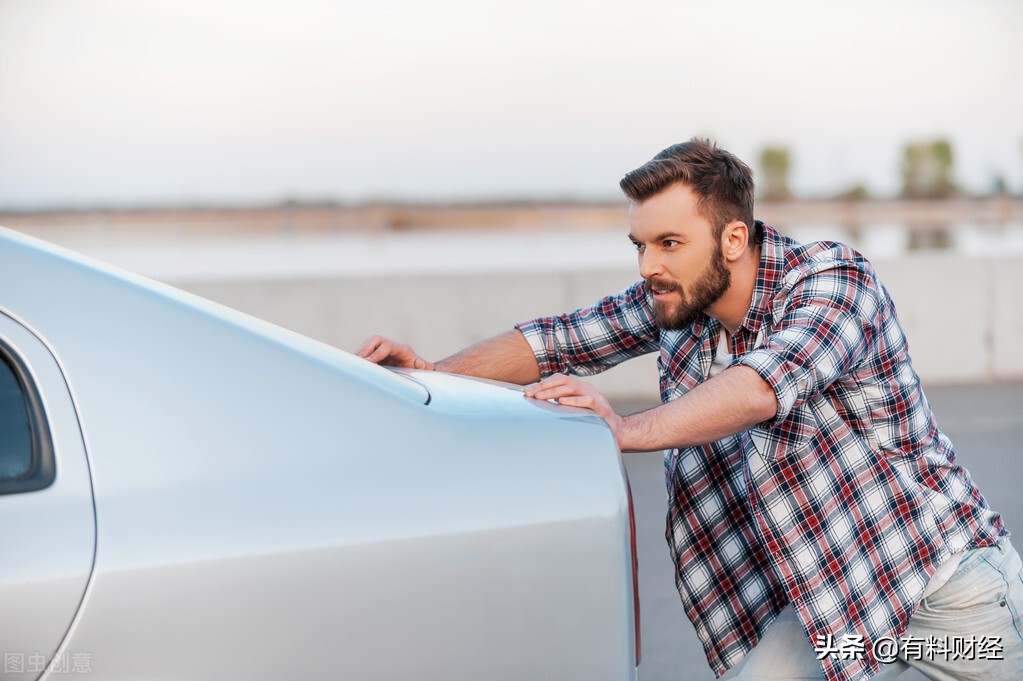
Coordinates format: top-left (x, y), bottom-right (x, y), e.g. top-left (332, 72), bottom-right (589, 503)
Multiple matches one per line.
top-left (435, 330), bottom-right (540, 384)
top-left (359, 281), bottom-right (658, 385)
top-left (524, 365), bottom-right (777, 452)
top-left (516, 281), bottom-right (658, 378)
top-left (356, 329), bottom-right (541, 385)
top-left (527, 263), bottom-right (882, 451)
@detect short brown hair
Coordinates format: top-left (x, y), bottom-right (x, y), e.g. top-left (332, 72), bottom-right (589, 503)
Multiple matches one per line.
top-left (620, 138), bottom-right (760, 244)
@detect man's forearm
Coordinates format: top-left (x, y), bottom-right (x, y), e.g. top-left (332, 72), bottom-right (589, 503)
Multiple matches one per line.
top-left (435, 329), bottom-right (541, 385)
top-left (618, 365), bottom-right (777, 452)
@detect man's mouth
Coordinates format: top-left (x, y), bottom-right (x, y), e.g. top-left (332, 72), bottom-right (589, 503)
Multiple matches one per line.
top-left (645, 280), bottom-right (679, 298)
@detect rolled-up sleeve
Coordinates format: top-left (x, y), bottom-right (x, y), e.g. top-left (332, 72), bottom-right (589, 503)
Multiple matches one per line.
top-left (515, 281), bottom-right (659, 378)
top-left (737, 264), bottom-right (879, 425)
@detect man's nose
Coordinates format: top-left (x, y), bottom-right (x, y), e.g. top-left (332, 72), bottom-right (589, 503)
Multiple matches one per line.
top-left (638, 249), bottom-right (662, 280)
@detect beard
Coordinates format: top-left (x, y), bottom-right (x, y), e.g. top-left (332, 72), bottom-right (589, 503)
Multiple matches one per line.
top-left (644, 248), bottom-right (731, 330)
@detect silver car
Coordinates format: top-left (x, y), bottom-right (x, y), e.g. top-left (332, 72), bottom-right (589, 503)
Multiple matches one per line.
top-left (0, 227), bottom-right (640, 680)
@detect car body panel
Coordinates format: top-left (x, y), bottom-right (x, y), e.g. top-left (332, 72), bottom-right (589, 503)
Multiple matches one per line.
top-left (0, 227), bottom-right (637, 680)
top-left (0, 313), bottom-right (96, 680)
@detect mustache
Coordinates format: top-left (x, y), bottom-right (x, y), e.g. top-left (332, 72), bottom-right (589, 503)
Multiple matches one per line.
top-left (643, 278), bottom-right (681, 294)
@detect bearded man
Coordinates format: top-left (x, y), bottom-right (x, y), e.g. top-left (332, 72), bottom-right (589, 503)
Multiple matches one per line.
top-left (357, 139), bottom-right (1022, 681)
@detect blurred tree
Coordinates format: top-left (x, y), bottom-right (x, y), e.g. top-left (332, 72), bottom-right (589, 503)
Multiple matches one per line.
top-left (839, 182), bottom-right (870, 202)
top-left (991, 175), bottom-right (1008, 196)
top-left (900, 139), bottom-right (956, 198)
top-left (758, 146), bottom-right (792, 201)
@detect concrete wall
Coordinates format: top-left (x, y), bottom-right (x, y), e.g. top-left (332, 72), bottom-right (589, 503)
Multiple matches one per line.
top-left (175, 253), bottom-right (1023, 402)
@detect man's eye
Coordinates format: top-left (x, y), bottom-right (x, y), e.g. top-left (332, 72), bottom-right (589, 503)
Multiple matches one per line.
top-left (663, 240), bottom-right (678, 248)
top-left (631, 242), bottom-right (645, 251)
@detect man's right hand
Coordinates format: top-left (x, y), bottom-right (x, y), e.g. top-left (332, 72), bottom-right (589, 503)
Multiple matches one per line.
top-left (355, 336), bottom-right (436, 370)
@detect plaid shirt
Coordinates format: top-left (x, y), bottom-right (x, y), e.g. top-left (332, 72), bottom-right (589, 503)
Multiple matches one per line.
top-left (515, 223), bottom-right (1005, 681)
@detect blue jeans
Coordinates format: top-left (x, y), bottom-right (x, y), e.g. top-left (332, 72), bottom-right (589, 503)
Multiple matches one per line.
top-left (727, 539), bottom-right (1023, 680)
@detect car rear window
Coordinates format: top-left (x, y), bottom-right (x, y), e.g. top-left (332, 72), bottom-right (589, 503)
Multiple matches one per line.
top-left (0, 346), bottom-right (55, 494)
top-left (0, 354), bottom-right (32, 480)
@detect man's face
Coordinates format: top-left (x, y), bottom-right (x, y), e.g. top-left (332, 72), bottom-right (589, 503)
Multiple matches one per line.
top-left (628, 183), bottom-right (731, 330)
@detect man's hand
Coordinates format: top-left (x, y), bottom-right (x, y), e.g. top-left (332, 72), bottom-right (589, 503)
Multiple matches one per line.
top-left (356, 330), bottom-right (541, 384)
top-left (523, 366), bottom-right (777, 454)
top-left (356, 336), bottom-right (435, 370)
top-left (523, 373), bottom-right (626, 447)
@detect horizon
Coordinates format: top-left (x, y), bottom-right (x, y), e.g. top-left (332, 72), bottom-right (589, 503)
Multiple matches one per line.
top-left (3, 194), bottom-right (1023, 216)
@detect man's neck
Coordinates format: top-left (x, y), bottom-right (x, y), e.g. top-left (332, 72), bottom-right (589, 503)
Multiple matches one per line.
top-left (706, 246), bottom-right (761, 335)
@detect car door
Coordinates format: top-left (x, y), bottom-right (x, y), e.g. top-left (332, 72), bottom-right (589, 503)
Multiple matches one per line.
top-left (0, 311), bottom-right (96, 679)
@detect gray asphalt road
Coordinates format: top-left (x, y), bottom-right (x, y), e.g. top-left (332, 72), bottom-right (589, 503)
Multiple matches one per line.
top-left (615, 381), bottom-right (1023, 681)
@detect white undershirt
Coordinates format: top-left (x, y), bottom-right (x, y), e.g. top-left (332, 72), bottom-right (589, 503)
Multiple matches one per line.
top-left (922, 552), bottom-right (965, 599)
top-left (711, 329), bottom-right (732, 377)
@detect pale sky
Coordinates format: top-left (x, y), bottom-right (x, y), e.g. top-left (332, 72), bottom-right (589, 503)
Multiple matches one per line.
top-left (1, 0), bottom-right (1021, 208)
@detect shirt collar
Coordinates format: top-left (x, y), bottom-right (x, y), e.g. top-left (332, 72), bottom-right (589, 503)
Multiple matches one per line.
top-left (736, 221), bottom-right (786, 339)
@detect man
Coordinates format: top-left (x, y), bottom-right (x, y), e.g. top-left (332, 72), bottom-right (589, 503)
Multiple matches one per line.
top-left (357, 139), bottom-right (1022, 681)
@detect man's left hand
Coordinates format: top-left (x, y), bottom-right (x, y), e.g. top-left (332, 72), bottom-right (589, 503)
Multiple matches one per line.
top-left (523, 373), bottom-right (625, 446)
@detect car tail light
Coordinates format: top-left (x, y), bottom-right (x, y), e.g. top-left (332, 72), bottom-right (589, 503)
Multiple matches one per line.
top-left (626, 476), bottom-right (641, 666)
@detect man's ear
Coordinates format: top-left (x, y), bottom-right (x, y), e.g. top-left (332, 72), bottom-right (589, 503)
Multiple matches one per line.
top-left (720, 220), bottom-right (749, 262)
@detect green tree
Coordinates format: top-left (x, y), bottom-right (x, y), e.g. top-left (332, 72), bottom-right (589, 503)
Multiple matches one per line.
top-left (839, 182), bottom-right (870, 202)
top-left (900, 139), bottom-right (956, 198)
top-left (758, 146), bottom-right (792, 201)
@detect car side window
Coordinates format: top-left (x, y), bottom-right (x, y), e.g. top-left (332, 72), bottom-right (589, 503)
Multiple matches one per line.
top-left (0, 346), bottom-right (55, 494)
